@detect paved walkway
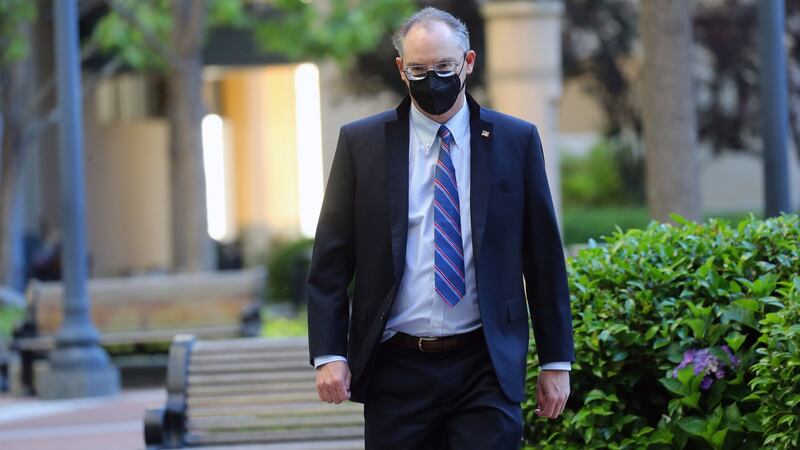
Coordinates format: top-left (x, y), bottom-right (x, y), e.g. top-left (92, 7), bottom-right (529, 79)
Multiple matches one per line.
top-left (0, 388), bottom-right (164, 450)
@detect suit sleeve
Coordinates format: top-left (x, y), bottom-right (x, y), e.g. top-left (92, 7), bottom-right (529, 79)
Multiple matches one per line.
top-left (522, 125), bottom-right (576, 364)
top-left (306, 126), bottom-right (356, 366)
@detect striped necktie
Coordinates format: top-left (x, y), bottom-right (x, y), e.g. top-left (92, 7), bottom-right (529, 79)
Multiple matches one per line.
top-left (433, 125), bottom-right (466, 307)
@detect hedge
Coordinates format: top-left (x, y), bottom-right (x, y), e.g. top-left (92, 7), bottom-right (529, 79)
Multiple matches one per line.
top-left (561, 208), bottom-right (761, 245)
top-left (523, 214), bottom-right (800, 450)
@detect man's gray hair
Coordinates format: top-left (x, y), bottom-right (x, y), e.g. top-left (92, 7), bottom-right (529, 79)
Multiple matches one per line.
top-left (392, 7), bottom-right (470, 57)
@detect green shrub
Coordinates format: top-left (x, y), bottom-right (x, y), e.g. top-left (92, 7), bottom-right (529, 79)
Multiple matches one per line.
top-left (561, 208), bottom-right (761, 245)
top-left (561, 140), bottom-right (644, 208)
top-left (562, 207), bottom-right (650, 245)
top-left (264, 237), bottom-right (314, 303)
top-left (523, 214), bottom-right (800, 449)
top-left (749, 280), bottom-right (800, 450)
top-left (261, 308), bottom-right (309, 338)
top-left (0, 307), bottom-right (24, 337)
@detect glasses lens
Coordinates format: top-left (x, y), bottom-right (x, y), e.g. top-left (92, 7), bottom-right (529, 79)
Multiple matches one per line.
top-left (405, 57), bottom-right (463, 80)
top-left (407, 66), bottom-right (428, 79)
top-left (434, 62), bottom-right (455, 73)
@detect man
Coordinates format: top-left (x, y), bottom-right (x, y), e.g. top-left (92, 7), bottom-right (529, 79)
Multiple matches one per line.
top-left (307, 7), bottom-right (574, 449)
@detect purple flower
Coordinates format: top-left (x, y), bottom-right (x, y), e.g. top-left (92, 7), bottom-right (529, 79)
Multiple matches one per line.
top-left (721, 345), bottom-right (740, 367)
top-left (672, 345), bottom-right (739, 390)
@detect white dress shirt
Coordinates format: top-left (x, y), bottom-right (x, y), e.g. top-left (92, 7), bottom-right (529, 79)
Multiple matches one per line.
top-left (314, 98), bottom-right (570, 372)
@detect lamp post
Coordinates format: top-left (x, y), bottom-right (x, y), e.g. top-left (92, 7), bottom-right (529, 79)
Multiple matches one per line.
top-left (37, 0), bottom-right (119, 399)
top-left (758, 0), bottom-right (791, 216)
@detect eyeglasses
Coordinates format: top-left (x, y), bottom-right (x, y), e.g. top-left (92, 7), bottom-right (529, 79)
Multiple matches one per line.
top-left (403, 53), bottom-right (467, 81)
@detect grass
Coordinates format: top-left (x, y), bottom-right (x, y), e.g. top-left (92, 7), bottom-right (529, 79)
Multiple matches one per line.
top-left (0, 306), bottom-right (23, 338)
top-left (562, 207), bottom-right (762, 245)
top-left (261, 306), bottom-right (308, 338)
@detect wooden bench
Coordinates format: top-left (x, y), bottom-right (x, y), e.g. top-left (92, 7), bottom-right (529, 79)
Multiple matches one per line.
top-left (10, 268), bottom-right (265, 394)
top-left (144, 335), bottom-right (364, 450)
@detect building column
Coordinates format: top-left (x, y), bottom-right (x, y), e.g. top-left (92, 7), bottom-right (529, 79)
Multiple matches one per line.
top-left (481, 0), bottom-right (565, 225)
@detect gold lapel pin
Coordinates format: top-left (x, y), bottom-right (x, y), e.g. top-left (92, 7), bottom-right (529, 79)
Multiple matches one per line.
top-left (481, 130), bottom-right (490, 138)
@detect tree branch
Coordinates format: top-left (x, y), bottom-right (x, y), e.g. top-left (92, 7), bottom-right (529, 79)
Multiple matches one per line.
top-left (172, 0), bottom-right (207, 55)
top-left (22, 40), bottom-right (103, 124)
top-left (20, 55), bottom-right (124, 152)
top-left (83, 55), bottom-right (124, 101)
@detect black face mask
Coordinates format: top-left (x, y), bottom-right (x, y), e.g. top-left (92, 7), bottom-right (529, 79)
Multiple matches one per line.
top-left (407, 61), bottom-right (466, 116)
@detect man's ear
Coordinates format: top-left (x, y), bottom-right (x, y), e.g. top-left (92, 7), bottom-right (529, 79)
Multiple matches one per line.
top-left (465, 50), bottom-right (477, 76)
top-left (395, 56), bottom-right (407, 82)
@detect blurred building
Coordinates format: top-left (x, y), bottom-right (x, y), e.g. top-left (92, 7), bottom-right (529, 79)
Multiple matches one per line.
top-left (16, 1), bottom-right (799, 280)
top-left (21, 19), bottom-right (401, 278)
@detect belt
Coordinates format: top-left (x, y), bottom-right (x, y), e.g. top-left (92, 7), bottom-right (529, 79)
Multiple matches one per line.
top-left (385, 328), bottom-right (484, 353)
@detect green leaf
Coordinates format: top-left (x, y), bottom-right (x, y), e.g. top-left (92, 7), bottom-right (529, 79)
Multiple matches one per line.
top-left (611, 350), bottom-right (628, 361)
top-left (660, 377), bottom-right (688, 396)
top-left (685, 318), bottom-right (706, 339)
top-left (680, 392), bottom-right (701, 409)
top-left (732, 298), bottom-right (760, 312)
top-left (653, 337), bottom-right (670, 349)
top-left (777, 415), bottom-right (796, 427)
top-left (724, 332), bottom-right (747, 352)
top-left (720, 306), bottom-right (759, 330)
top-left (676, 366), bottom-right (695, 386)
top-left (759, 296), bottom-right (785, 308)
top-left (584, 389), bottom-right (607, 404)
top-left (710, 429), bottom-right (727, 449)
top-left (677, 417), bottom-right (707, 436)
top-left (724, 403), bottom-right (741, 421)
top-left (644, 325), bottom-right (660, 340)
top-left (670, 213), bottom-right (694, 226)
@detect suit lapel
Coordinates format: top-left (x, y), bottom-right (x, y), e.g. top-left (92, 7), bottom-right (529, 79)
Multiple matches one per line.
top-left (385, 96), bottom-right (411, 284)
top-left (467, 93), bottom-right (493, 263)
top-left (384, 94), bottom-right (493, 282)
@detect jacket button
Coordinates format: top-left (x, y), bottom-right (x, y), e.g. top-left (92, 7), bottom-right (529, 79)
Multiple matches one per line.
top-left (378, 313), bottom-right (385, 321)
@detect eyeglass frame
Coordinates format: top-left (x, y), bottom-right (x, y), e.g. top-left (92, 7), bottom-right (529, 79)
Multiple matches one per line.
top-left (402, 52), bottom-right (468, 81)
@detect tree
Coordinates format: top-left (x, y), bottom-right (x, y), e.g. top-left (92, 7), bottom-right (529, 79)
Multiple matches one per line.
top-left (0, 0), bottom-right (37, 291)
top-left (0, 0), bottom-right (121, 290)
top-left (640, 0), bottom-right (701, 221)
top-left (562, 0), bottom-right (800, 160)
top-left (0, 0), bottom-right (413, 286)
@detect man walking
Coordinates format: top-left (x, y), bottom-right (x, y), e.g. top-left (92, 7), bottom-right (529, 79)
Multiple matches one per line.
top-left (307, 7), bottom-right (574, 449)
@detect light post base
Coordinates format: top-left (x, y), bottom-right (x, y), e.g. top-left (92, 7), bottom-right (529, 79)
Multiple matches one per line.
top-left (35, 346), bottom-right (119, 399)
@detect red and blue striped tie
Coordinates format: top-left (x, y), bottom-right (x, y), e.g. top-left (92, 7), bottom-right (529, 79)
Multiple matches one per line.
top-left (434, 125), bottom-right (466, 307)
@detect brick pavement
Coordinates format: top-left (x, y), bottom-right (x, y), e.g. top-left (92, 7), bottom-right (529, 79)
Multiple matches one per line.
top-left (0, 388), bottom-right (164, 450)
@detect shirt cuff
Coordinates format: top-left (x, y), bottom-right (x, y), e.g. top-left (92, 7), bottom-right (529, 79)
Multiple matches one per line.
top-left (313, 355), bottom-right (348, 369)
top-left (540, 361), bottom-right (571, 371)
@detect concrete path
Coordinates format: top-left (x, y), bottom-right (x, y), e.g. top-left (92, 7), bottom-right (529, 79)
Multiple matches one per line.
top-left (0, 388), bottom-right (164, 450)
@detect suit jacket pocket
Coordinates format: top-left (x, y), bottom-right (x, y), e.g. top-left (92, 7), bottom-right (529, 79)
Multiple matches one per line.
top-left (506, 299), bottom-right (528, 322)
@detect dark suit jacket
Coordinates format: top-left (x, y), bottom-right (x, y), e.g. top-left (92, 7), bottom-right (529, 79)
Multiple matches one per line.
top-left (307, 93), bottom-right (575, 404)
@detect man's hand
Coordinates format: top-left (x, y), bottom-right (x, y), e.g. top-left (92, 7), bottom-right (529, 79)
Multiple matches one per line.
top-left (315, 360), bottom-right (351, 404)
top-left (535, 370), bottom-right (570, 419)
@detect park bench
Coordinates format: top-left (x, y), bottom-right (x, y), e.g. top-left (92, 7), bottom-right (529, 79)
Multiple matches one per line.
top-left (10, 268), bottom-right (265, 394)
top-left (144, 335), bottom-right (364, 450)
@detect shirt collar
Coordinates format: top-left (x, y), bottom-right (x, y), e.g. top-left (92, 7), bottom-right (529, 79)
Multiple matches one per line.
top-left (409, 96), bottom-right (470, 154)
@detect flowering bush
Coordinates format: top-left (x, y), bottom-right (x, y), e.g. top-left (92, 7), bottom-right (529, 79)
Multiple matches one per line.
top-left (671, 346), bottom-right (740, 390)
top-left (522, 214), bottom-right (800, 450)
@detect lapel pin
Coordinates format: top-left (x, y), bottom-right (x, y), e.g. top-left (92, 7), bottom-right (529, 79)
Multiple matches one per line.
top-left (481, 130), bottom-right (490, 138)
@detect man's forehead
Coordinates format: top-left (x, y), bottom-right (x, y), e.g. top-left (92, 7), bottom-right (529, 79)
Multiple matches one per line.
top-left (401, 21), bottom-right (463, 64)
